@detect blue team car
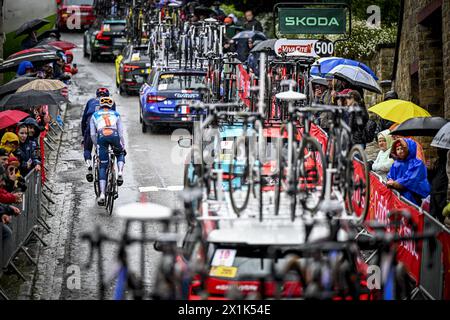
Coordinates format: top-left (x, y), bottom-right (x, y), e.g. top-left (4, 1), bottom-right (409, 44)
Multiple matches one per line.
top-left (139, 68), bottom-right (207, 133)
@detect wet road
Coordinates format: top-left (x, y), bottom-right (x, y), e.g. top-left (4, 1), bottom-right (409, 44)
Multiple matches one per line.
top-left (23, 32), bottom-right (189, 300)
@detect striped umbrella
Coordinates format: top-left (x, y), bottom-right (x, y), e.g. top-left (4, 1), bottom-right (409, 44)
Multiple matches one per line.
top-left (16, 79), bottom-right (66, 92)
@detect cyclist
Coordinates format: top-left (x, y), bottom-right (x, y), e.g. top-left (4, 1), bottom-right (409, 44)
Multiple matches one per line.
top-left (81, 88), bottom-right (116, 182)
top-left (89, 97), bottom-right (125, 206)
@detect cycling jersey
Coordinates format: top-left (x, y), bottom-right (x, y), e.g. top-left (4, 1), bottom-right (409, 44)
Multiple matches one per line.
top-left (90, 108), bottom-right (125, 148)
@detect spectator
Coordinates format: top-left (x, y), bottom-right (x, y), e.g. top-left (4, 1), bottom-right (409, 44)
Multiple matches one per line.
top-left (386, 138), bottom-right (431, 205)
top-left (0, 166), bottom-right (22, 204)
top-left (224, 16), bottom-right (238, 42)
top-left (16, 60), bottom-right (35, 77)
top-left (318, 77), bottom-right (339, 132)
top-left (227, 13), bottom-right (239, 25)
top-left (21, 30), bottom-right (38, 50)
top-left (346, 90), bottom-right (369, 147)
top-left (211, 1), bottom-right (226, 20)
top-left (64, 50), bottom-right (78, 75)
top-left (0, 132), bottom-right (20, 155)
top-left (390, 124), bottom-right (426, 164)
top-left (22, 117), bottom-right (43, 144)
top-left (371, 130), bottom-right (394, 179)
top-left (15, 124), bottom-right (41, 176)
top-left (4, 154), bottom-right (26, 193)
top-left (428, 148), bottom-right (448, 223)
top-left (0, 148), bottom-right (8, 168)
top-left (443, 149), bottom-right (450, 227)
top-left (243, 10), bottom-right (263, 32)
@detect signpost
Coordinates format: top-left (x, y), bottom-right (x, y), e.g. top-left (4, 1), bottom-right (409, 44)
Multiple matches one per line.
top-left (278, 7), bottom-right (347, 35)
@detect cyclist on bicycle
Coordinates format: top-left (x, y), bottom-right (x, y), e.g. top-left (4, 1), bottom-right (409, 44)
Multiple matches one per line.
top-left (82, 88), bottom-right (116, 183)
top-left (90, 97), bottom-right (125, 206)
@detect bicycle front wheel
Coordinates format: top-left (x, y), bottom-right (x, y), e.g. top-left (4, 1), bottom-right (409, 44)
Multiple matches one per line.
top-left (229, 136), bottom-right (251, 215)
top-left (345, 145), bottom-right (370, 224)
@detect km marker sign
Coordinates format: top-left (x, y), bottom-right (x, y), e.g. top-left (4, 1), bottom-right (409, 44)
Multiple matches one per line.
top-left (279, 8), bottom-right (347, 35)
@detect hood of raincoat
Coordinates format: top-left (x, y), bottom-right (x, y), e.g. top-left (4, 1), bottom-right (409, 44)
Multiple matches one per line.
top-left (21, 117), bottom-right (42, 138)
top-left (0, 132), bottom-right (19, 153)
top-left (377, 129), bottom-right (393, 150)
top-left (17, 60), bottom-right (34, 76)
top-left (387, 138), bottom-right (431, 201)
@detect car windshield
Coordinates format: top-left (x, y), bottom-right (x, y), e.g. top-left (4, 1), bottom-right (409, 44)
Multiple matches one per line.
top-left (208, 247), bottom-right (289, 279)
top-left (65, 0), bottom-right (94, 5)
top-left (157, 73), bottom-right (205, 91)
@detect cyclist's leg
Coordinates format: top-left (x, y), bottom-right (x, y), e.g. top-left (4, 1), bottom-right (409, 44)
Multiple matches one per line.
top-left (111, 134), bottom-right (125, 185)
top-left (84, 129), bottom-right (94, 182)
top-left (97, 135), bottom-right (109, 204)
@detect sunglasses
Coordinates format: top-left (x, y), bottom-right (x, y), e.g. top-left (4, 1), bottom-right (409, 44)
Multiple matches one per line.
top-left (8, 167), bottom-right (19, 174)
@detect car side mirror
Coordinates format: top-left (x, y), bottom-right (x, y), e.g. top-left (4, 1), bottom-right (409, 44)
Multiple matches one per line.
top-left (178, 137), bottom-right (192, 148)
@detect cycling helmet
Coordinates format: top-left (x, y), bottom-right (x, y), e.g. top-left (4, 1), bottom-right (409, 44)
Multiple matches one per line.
top-left (99, 97), bottom-right (114, 109)
top-left (96, 87), bottom-right (110, 97)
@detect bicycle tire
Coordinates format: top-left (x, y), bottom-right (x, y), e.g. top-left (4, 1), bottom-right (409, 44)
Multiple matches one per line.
top-left (345, 144), bottom-right (370, 224)
top-left (274, 127), bottom-right (287, 216)
top-left (296, 136), bottom-right (327, 214)
top-left (94, 156), bottom-right (100, 198)
top-left (229, 136), bottom-right (251, 215)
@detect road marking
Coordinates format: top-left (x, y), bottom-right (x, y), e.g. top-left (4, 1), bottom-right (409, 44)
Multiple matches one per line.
top-left (139, 185), bottom-right (184, 192)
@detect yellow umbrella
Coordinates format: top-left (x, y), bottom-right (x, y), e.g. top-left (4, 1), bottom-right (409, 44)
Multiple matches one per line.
top-left (368, 99), bottom-right (431, 123)
top-left (16, 79), bottom-right (66, 92)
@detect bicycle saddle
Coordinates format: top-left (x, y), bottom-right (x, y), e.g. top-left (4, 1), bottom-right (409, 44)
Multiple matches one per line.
top-left (275, 90), bottom-right (307, 102)
top-left (116, 202), bottom-right (174, 221)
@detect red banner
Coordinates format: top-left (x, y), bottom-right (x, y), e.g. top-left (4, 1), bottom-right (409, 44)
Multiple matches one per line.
top-left (438, 232), bottom-right (450, 299)
top-left (366, 174), bottom-right (423, 283)
top-left (237, 65), bottom-right (251, 107)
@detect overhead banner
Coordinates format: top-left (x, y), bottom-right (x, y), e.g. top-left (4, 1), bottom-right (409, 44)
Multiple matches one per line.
top-left (278, 7), bottom-right (347, 35)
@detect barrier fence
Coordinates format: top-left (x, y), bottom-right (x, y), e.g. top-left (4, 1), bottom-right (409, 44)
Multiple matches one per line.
top-left (0, 117), bottom-right (62, 300)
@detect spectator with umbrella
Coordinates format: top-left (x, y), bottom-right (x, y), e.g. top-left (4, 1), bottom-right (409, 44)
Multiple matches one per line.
top-left (16, 19), bottom-right (51, 50)
top-left (16, 61), bottom-right (35, 78)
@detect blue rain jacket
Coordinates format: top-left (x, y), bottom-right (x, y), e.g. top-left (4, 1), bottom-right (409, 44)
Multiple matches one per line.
top-left (387, 138), bottom-right (431, 204)
top-left (17, 61), bottom-right (34, 76)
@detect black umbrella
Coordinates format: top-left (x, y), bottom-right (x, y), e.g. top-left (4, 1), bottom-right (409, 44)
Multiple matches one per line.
top-left (0, 90), bottom-right (68, 110)
top-left (232, 30), bottom-right (267, 42)
top-left (431, 122), bottom-right (450, 149)
top-left (390, 117), bottom-right (448, 137)
top-left (15, 19), bottom-right (50, 38)
top-left (0, 50), bottom-right (58, 73)
top-left (250, 39), bottom-right (277, 53)
top-left (36, 29), bottom-right (61, 42)
top-left (193, 6), bottom-right (216, 17)
top-left (0, 77), bottom-right (36, 97)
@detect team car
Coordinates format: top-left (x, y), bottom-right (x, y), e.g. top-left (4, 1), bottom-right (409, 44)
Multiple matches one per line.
top-left (139, 68), bottom-right (207, 133)
top-left (83, 18), bottom-right (127, 62)
top-left (115, 44), bottom-right (152, 95)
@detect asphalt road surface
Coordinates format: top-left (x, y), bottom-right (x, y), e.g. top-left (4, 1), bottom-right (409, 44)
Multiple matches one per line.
top-left (18, 32), bottom-right (189, 300)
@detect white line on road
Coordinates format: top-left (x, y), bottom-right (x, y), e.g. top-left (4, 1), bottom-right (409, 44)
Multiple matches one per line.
top-left (139, 185), bottom-right (184, 192)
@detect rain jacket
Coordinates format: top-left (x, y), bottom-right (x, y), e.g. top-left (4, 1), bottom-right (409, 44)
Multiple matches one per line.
top-left (22, 117), bottom-right (43, 143)
top-left (15, 138), bottom-right (41, 177)
top-left (81, 98), bottom-right (116, 138)
top-left (0, 187), bottom-right (18, 204)
top-left (0, 133), bottom-right (20, 154)
top-left (387, 138), bottom-right (431, 205)
top-left (16, 61), bottom-right (34, 76)
top-left (372, 130), bottom-right (394, 178)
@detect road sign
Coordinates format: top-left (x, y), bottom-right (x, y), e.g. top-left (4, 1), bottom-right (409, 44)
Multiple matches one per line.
top-left (278, 7), bottom-right (347, 35)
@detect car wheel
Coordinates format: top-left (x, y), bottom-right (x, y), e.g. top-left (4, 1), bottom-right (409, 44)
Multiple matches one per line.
top-left (142, 121), bottom-right (147, 133)
top-left (119, 85), bottom-right (125, 96)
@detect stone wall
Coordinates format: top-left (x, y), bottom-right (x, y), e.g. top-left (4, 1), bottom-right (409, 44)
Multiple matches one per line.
top-left (394, 0), bottom-right (449, 118)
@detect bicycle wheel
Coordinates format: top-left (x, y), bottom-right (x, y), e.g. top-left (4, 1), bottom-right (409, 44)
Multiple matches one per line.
top-left (252, 158), bottom-right (263, 222)
top-left (229, 136), bottom-right (251, 215)
top-left (296, 136), bottom-right (326, 214)
top-left (274, 132), bottom-right (287, 216)
top-left (345, 145), bottom-right (370, 224)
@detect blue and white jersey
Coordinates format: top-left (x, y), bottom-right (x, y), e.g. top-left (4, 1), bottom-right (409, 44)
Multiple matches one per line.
top-left (91, 109), bottom-right (121, 132)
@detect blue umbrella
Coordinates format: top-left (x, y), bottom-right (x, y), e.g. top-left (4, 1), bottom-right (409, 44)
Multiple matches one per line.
top-left (311, 57), bottom-right (378, 81)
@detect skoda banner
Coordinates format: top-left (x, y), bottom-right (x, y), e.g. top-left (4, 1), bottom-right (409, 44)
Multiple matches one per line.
top-left (278, 7), bottom-right (347, 35)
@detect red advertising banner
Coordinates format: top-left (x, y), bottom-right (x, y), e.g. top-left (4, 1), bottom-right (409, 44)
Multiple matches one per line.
top-left (366, 174), bottom-right (423, 283)
top-left (237, 65), bottom-right (251, 107)
top-left (438, 232), bottom-right (450, 300)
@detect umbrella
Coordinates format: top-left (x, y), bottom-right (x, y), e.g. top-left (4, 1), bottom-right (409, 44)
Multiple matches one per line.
top-left (390, 117), bottom-right (448, 137)
top-left (36, 29), bottom-right (61, 42)
top-left (38, 40), bottom-right (77, 51)
top-left (311, 57), bottom-right (378, 81)
top-left (0, 50), bottom-right (58, 73)
top-left (250, 39), bottom-right (277, 53)
top-left (193, 6), bottom-right (216, 17)
top-left (431, 122), bottom-right (450, 149)
top-left (310, 76), bottom-right (329, 87)
top-left (0, 77), bottom-right (36, 97)
top-left (232, 30), bottom-right (267, 42)
top-left (369, 99), bottom-right (431, 124)
top-left (0, 110), bottom-right (30, 130)
top-left (0, 90), bottom-right (68, 110)
top-left (17, 79), bottom-right (66, 92)
top-left (328, 65), bottom-right (382, 93)
top-left (15, 19), bottom-right (50, 38)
